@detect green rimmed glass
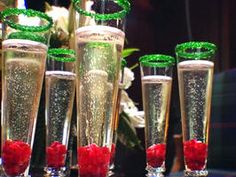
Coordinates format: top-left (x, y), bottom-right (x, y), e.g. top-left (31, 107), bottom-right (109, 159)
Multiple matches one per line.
top-left (140, 54), bottom-right (174, 177)
top-left (76, 23), bottom-right (125, 177)
top-left (73, 0), bottom-right (130, 21)
top-left (175, 41), bottom-right (217, 60)
top-left (73, 0), bottom-right (130, 30)
top-left (140, 54), bottom-right (175, 68)
top-left (1, 8), bottom-right (53, 45)
top-left (7, 31), bottom-right (47, 44)
top-left (175, 41), bottom-right (217, 177)
top-left (45, 48), bottom-right (76, 176)
top-left (1, 29), bottom-right (49, 177)
top-left (48, 48), bottom-right (76, 62)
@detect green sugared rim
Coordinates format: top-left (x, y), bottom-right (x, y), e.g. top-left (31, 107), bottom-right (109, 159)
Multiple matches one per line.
top-left (72, 0), bottom-right (130, 21)
top-left (121, 58), bottom-right (127, 68)
top-left (1, 8), bottom-right (53, 32)
top-left (175, 41), bottom-right (217, 59)
top-left (139, 54), bottom-right (175, 68)
top-left (48, 48), bottom-right (76, 62)
top-left (8, 32), bottom-right (47, 44)
top-left (86, 41), bottom-right (111, 49)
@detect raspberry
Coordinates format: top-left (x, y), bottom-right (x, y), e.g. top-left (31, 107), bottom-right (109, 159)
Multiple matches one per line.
top-left (146, 143), bottom-right (166, 168)
top-left (2, 140), bottom-right (31, 176)
top-left (184, 139), bottom-right (208, 170)
top-left (46, 141), bottom-right (67, 168)
top-left (78, 143), bottom-right (111, 177)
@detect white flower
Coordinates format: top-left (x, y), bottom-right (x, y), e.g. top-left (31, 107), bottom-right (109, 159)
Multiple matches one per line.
top-left (46, 6), bottom-right (69, 34)
top-left (120, 90), bottom-right (145, 128)
top-left (122, 67), bottom-right (134, 89)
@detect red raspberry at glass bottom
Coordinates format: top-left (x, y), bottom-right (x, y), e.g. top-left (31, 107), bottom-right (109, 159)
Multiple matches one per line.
top-left (146, 143), bottom-right (166, 168)
top-left (46, 141), bottom-right (67, 168)
top-left (78, 143), bottom-right (111, 177)
top-left (184, 139), bottom-right (208, 170)
top-left (2, 140), bottom-right (31, 176)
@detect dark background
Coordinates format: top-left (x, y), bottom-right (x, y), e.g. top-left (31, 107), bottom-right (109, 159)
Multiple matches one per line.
top-left (24, 0), bottom-right (236, 175)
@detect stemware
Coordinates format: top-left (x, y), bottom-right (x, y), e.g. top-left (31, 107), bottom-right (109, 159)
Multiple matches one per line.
top-left (45, 48), bottom-right (76, 176)
top-left (73, 1), bottom-right (128, 177)
top-left (1, 8), bottom-right (52, 177)
top-left (140, 54), bottom-right (175, 177)
top-left (75, 26), bottom-right (125, 177)
top-left (175, 41), bottom-right (217, 177)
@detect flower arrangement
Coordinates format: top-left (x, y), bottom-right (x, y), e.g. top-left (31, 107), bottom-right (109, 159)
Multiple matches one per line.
top-left (45, 3), bottom-right (75, 48)
top-left (117, 48), bottom-right (144, 149)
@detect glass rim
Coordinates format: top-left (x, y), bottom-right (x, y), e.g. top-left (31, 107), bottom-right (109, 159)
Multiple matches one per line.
top-left (48, 48), bottom-right (76, 62)
top-left (2, 38), bottom-right (48, 50)
top-left (76, 25), bottom-right (125, 38)
top-left (72, 0), bottom-right (130, 21)
top-left (1, 8), bottom-right (53, 32)
top-left (175, 41), bottom-right (217, 59)
top-left (139, 54), bottom-right (175, 67)
top-left (86, 41), bottom-right (112, 49)
top-left (7, 31), bottom-right (47, 44)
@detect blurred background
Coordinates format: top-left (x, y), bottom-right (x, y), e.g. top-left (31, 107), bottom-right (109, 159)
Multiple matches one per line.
top-left (10, 0), bottom-right (236, 175)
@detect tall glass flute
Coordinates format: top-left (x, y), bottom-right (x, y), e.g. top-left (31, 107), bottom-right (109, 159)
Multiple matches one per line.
top-left (73, 1), bottom-right (127, 177)
top-left (75, 26), bottom-right (125, 177)
top-left (1, 8), bottom-right (52, 177)
top-left (175, 42), bottom-right (217, 177)
top-left (140, 54), bottom-right (175, 177)
top-left (45, 49), bottom-right (76, 177)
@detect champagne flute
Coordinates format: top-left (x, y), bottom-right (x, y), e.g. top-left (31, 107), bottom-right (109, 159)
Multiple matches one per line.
top-left (73, 1), bottom-right (128, 176)
top-left (140, 54), bottom-right (175, 177)
top-left (45, 48), bottom-right (76, 176)
top-left (75, 26), bottom-right (125, 177)
top-left (1, 8), bottom-right (52, 177)
top-left (175, 41), bottom-right (217, 177)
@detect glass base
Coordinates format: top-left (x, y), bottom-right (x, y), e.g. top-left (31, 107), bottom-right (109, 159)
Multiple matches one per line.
top-left (146, 166), bottom-right (165, 177)
top-left (108, 163), bottom-right (115, 177)
top-left (44, 167), bottom-right (66, 177)
top-left (146, 172), bottom-right (164, 177)
top-left (0, 158), bottom-right (31, 177)
top-left (184, 169), bottom-right (208, 177)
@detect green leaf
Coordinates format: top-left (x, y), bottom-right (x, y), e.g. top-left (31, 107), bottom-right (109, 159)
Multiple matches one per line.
top-left (122, 48), bottom-right (140, 58)
top-left (117, 111), bottom-right (143, 150)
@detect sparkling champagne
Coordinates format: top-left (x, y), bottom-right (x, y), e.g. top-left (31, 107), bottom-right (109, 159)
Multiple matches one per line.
top-left (142, 75), bottom-right (172, 147)
top-left (76, 26), bottom-right (124, 147)
top-left (2, 39), bottom-right (47, 146)
top-left (178, 60), bottom-right (214, 143)
top-left (45, 71), bottom-right (76, 146)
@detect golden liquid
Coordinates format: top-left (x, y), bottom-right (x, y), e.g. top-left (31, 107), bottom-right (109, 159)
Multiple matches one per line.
top-left (142, 75), bottom-right (172, 148)
top-left (75, 26), bottom-right (124, 147)
top-left (178, 60), bottom-right (214, 144)
top-left (2, 39), bottom-right (47, 148)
